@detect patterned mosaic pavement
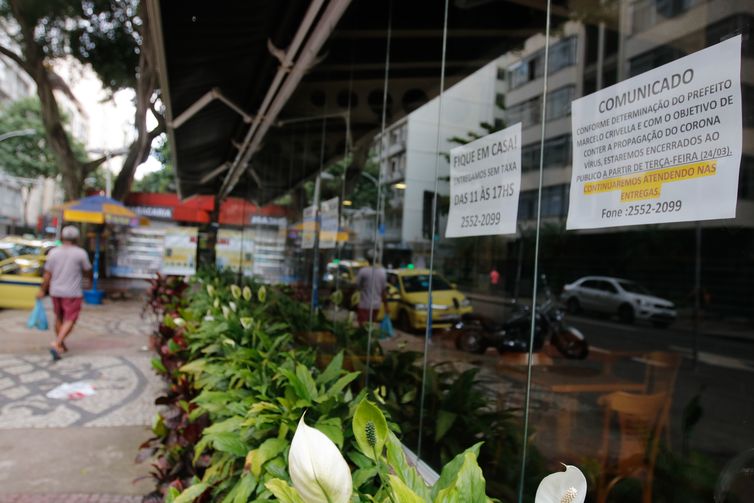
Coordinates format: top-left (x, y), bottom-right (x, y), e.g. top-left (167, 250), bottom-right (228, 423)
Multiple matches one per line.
top-left (0, 353), bottom-right (160, 429)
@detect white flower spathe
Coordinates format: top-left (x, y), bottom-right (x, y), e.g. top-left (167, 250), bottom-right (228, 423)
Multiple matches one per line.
top-left (289, 415), bottom-right (352, 503)
top-left (535, 465), bottom-right (587, 503)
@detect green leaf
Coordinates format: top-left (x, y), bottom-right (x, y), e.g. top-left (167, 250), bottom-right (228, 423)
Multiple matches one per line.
top-left (151, 357), bottom-right (167, 374)
top-left (315, 416), bottom-right (344, 449)
top-left (180, 358), bottom-right (207, 375)
top-left (318, 371), bottom-right (360, 402)
top-left (212, 432), bottom-right (249, 457)
top-left (265, 479), bottom-right (305, 503)
top-left (431, 443), bottom-right (484, 502)
top-left (295, 364), bottom-right (319, 401)
top-left (432, 451), bottom-right (486, 503)
top-left (250, 437), bottom-right (288, 477)
top-left (232, 473), bottom-right (257, 503)
top-left (353, 398), bottom-right (388, 460)
top-left (165, 486), bottom-right (181, 503)
top-left (385, 432), bottom-right (431, 500)
top-left (173, 482), bottom-right (208, 503)
top-left (317, 350), bottom-right (344, 384)
top-left (434, 410), bottom-right (458, 442)
top-left (388, 475), bottom-right (427, 503)
top-left (352, 466), bottom-right (379, 489)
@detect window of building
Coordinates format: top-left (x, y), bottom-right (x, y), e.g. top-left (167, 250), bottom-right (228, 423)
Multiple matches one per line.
top-left (545, 86), bottom-right (575, 121)
top-left (507, 37), bottom-right (577, 89)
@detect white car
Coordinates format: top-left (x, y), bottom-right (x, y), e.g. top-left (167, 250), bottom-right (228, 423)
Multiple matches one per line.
top-left (561, 276), bottom-right (676, 327)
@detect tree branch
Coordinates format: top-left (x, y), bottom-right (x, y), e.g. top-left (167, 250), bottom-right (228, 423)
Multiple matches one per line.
top-left (148, 99), bottom-right (166, 131)
top-left (0, 43), bottom-right (31, 75)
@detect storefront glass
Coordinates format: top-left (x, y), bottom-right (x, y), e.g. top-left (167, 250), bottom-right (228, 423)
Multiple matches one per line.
top-left (292, 1), bottom-right (754, 501)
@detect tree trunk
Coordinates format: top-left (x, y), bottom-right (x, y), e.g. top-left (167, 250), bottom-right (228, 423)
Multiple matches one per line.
top-left (10, 0), bottom-right (85, 202)
top-left (111, 2), bottom-right (162, 201)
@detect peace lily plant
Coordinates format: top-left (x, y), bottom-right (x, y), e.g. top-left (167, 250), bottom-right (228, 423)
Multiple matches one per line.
top-left (267, 398), bottom-right (587, 503)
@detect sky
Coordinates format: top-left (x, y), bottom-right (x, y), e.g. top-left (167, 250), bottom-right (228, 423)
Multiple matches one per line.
top-left (57, 58), bottom-right (163, 181)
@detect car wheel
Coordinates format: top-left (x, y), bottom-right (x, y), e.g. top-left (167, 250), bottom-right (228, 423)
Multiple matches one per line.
top-left (566, 297), bottom-right (581, 314)
top-left (397, 310), bottom-right (413, 333)
top-left (618, 304), bottom-right (635, 324)
top-left (456, 330), bottom-right (485, 354)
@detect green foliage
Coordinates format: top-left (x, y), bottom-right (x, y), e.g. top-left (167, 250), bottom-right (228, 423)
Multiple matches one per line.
top-left (135, 136), bottom-right (175, 193)
top-left (148, 268), bottom-right (497, 503)
top-left (0, 97), bottom-right (88, 178)
top-left (0, 0), bottom-right (142, 93)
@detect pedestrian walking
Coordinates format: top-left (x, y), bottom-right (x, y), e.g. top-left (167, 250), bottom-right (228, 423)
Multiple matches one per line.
top-left (37, 225), bottom-right (92, 360)
top-left (356, 250), bottom-right (388, 326)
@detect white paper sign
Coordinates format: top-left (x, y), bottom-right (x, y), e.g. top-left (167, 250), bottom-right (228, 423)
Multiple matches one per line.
top-left (301, 205), bottom-right (316, 249)
top-left (319, 197), bottom-right (339, 249)
top-left (567, 36), bottom-right (742, 230)
top-left (445, 123), bottom-right (522, 237)
top-left (161, 226), bottom-right (198, 276)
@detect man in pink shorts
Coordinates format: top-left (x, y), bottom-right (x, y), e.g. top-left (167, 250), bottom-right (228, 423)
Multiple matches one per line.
top-left (38, 225), bottom-right (92, 360)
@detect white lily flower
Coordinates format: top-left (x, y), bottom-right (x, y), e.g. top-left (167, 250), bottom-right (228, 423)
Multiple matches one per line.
top-left (230, 284), bottom-right (242, 299)
top-left (243, 286), bottom-right (252, 301)
top-left (535, 465), bottom-right (587, 503)
top-left (240, 317), bottom-right (253, 330)
top-left (173, 317), bottom-right (186, 327)
top-left (222, 305), bottom-right (231, 318)
top-left (289, 415), bottom-right (352, 503)
top-left (213, 298), bottom-right (220, 309)
top-left (206, 284), bottom-right (215, 296)
top-left (229, 301), bottom-right (237, 312)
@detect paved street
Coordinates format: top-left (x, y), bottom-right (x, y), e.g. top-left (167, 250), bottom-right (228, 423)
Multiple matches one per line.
top-left (0, 299), bottom-right (159, 502)
top-left (383, 294), bottom-right (754, 469)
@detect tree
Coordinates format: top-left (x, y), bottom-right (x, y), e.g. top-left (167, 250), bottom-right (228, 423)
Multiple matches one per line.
top-left (133, 135), bottom-right (175, 193)
top-left (0, 0), bottom-right (164, 201)
top-left (0, 96), bottom-right (87, 178)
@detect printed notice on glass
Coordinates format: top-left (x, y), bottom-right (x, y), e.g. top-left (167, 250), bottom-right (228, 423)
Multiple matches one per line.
top-left (445, 123), bottom-right (521, 237)
top-left (161, 226), bottom-right (198, 276)
top-left (319, 197), bottom-right (339, 249)
top-left (301, 205), bottom-right (316, 249)
top-left (567, 35), bottom-right (742, 230)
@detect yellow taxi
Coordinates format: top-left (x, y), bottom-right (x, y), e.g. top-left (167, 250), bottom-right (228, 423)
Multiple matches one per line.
top-left (0, 252), bottom-right (45, 309)
top-left (386, 268), bottom-right (472, 332)
top-left (0, 236), bottom-right (54, 256)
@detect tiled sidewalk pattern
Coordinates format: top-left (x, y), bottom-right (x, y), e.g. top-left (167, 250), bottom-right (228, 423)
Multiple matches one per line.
top-left (0, 353), bottom-right (159, 429)
top-left (0, 300), bottom-right (158, 500)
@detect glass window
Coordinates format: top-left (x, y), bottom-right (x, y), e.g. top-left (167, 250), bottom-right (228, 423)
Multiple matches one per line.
top-left (400, 273), bottom-right (453, 292)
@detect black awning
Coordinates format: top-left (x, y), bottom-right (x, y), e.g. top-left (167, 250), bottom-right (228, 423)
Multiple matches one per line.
top-left (153, 0), bottom-right (566, 203)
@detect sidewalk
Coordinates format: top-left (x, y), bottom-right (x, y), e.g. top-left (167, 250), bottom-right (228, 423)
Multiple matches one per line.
top-left (0, 299), bottom-right (161, 502)
top-left (465, 292), bottom-right (754, 342)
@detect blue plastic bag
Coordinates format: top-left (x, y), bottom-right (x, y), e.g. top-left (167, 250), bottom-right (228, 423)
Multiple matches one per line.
top-left (27, 299), bottom-right (49, 331)
top-left (379, 315), bottom-right (394, 339)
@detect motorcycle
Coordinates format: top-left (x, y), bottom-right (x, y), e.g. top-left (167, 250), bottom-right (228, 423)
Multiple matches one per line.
top-left (449, 278), bottom-right (589, 359)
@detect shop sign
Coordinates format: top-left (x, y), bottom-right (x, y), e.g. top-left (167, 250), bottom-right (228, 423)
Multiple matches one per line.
top-left (445, 123), bottom-right (522, 237)
top-left (215, 228), bottom-right (254, 276)
top-left (161, 226), bottom-right (198, 276)
top-left (129, 205), bottom-right (173, 220)
top-left (251, 215), bottom-right (287, 227)
top-left (319, 197), bottom-right (339, 249)
top-left (302, 205), bottom-right (316, 249)
top-left (567, 35), bottom-right (742, 230)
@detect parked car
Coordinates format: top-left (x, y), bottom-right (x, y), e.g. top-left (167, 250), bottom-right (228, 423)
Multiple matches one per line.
top-left (0, 253), bottom-right (45, 309)
top-left (386, 268), bottom-right (473, 332)
top-left (561, 276), bottom-right (676, 327)
top-left (0, 236), bottom-right (55, 256)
